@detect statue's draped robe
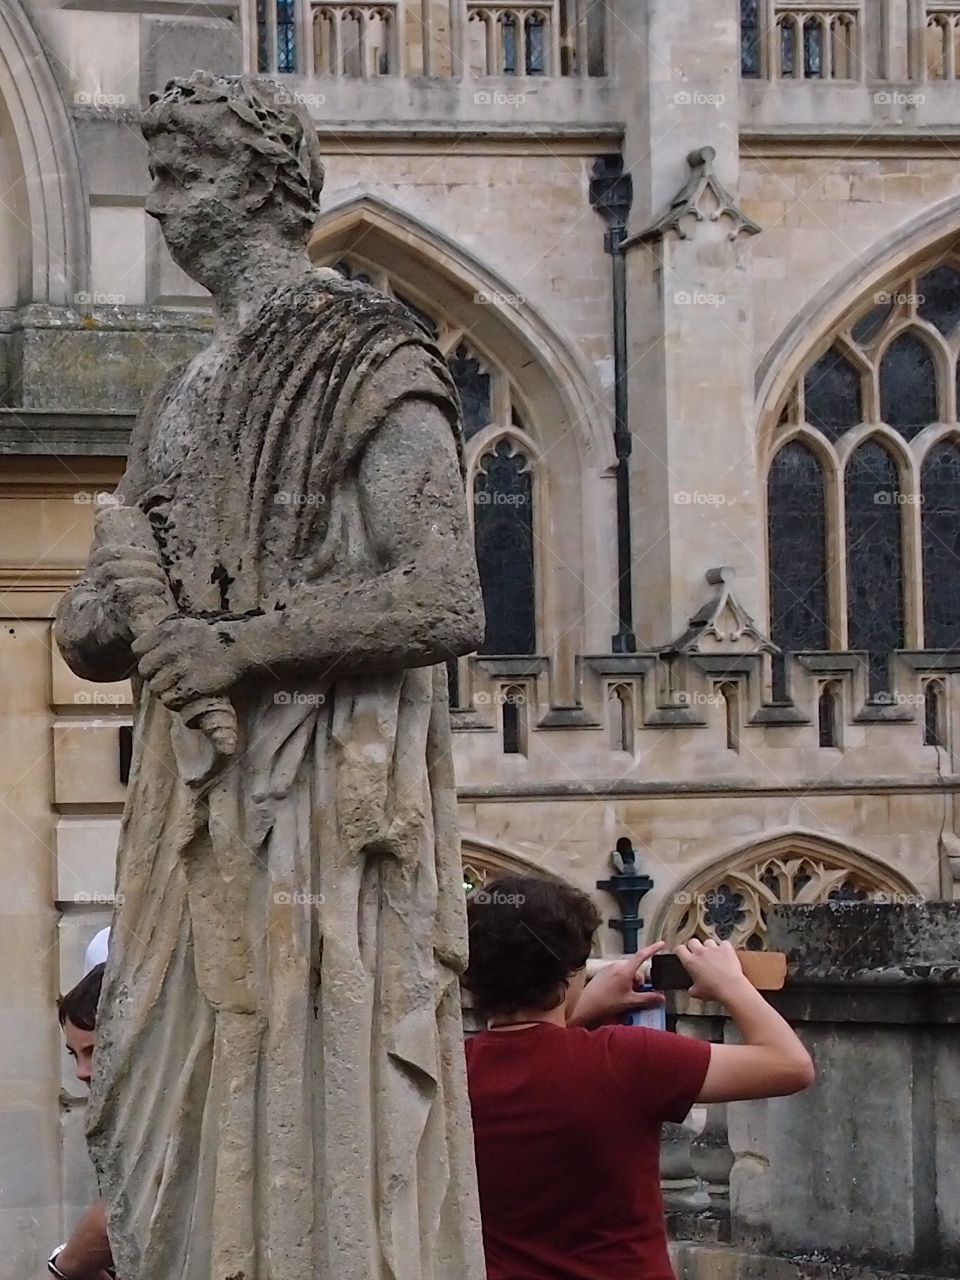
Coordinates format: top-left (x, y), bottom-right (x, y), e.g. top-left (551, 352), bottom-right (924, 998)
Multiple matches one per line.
top-left (83, 274), bottom-right (484, 1280)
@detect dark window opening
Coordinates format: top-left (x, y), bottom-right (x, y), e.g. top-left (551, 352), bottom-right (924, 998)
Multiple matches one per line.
top-left (879, 330), bottom-right (939, 438)
top-left (740, 0), bottom-right (762, 77)
top-left (449, 345), bottom-right (492, 439)
top-left (921, 441), bottom-right (960, 649)
top-left (804, 345), bottom-right (862, 440)
top-left (474, 441), bottom-right (536, 655)
top-left (924, 681), bottom-right (946, 747)
top-left (845, 440), bottom-right (905, 698)
top-left (818, 682), bottom-right (842, 748)
top-left (768, 441), bottom-right (829, 700)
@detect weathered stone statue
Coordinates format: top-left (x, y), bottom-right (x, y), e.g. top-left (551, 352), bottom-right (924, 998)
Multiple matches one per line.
top-left (55, 71), bottom-right (486, 1280)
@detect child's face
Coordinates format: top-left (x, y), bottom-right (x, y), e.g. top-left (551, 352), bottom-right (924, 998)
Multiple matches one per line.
top-left (63, 1019), bottom-right (96, 1088)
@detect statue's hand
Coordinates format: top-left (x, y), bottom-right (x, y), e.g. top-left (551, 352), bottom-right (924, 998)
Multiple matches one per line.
top-left (89, 542), bottom-right (172, 631)
top-left (132, 617), bottom-right (241, 711)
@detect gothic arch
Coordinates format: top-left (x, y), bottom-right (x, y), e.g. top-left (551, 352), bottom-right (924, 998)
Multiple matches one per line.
top-left (309, 193), bottom-right (610, 692)
top-left (308, 192), bottom-right (609, 465)
top-left (654, 831), bottom-right (916, 950)
top-left (460, 836), bottom-right (561, 890)
top-left (757, 199), bottom-right (960, 422)
top-left (0, 2), bottom-right (87, 303)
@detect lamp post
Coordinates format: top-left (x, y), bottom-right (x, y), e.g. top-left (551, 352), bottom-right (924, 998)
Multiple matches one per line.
top-left (596, 838), bottom-right (654, 954)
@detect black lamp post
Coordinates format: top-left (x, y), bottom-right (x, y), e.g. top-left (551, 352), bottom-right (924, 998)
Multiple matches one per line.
top-left (596, 838), bottom-right (655, 955)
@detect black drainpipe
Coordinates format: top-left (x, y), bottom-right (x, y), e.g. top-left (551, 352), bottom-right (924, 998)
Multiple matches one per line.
top-left (589, 155), bottom-right (637, 654)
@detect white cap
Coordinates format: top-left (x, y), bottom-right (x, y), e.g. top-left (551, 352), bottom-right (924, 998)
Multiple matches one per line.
top-left (83, 927), bottom-right (111, 975)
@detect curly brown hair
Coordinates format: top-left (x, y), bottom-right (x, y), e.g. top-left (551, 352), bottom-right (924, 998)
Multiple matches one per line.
top-left (464, 876), bottom-right (601, 1019)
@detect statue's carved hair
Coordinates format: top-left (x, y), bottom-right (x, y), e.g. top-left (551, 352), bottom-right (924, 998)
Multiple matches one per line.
top-left (142, 71), bottom-right (325, 239)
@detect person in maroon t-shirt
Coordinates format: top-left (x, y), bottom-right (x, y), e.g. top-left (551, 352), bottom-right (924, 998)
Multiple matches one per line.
top-left (463, 876), bottom-right (815, 1280)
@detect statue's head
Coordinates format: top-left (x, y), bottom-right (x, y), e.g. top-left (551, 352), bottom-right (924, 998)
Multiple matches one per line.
top-left (141, 72), bottom-right (325, 286)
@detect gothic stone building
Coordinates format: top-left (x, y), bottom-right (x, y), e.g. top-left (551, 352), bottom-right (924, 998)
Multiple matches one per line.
top-left (1, 0), bottom-right (960, 1266)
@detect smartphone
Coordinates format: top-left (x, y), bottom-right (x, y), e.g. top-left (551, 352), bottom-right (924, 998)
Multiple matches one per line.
top-left (621, 984), bottom-right (666, 1031)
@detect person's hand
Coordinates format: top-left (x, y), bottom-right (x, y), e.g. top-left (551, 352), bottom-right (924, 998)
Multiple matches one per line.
top-left (568, 942), bottom-right (667, 1027)
top-left (675, 937), bottom-right (750, 1003)
top-left (133, 616), bottom-right (241, 710)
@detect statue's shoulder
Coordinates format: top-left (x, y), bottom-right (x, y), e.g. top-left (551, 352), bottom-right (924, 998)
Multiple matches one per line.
top-left (265, 268), bottom-right (417, 330)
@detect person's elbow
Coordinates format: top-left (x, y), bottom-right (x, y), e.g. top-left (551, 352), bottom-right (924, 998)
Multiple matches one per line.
top-left (772, 1046), bottom-right (816, 1096)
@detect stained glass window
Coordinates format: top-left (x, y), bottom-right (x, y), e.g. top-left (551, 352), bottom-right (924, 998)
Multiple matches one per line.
top-left (276, 0), bottom-right (297, 71)
top-left (704, 884), bottom-right (746, 941)
top-left (879, 331), bottom-right (938, 437)
top-left (845, 440), bottom-right (904, 695)
top-left (851, 300), bottom-right (893, 346)
top-left (921, 441), bottom-right (960, 649)
top-left (257, 0), bottom-right (270, 71)
top-left (803, 16), bottom-right (823, 77)
top-left (525, 14), bottom-right (546, 73)
top-left (502, 14), bottom-right (518, 73)
top-left (740, 0), bottom-right (762, 76)
top-left (768, 442), bottom-right (829, 699)
top-left (780, 19), bottom-right (796, 76)
top-left (917, 266), bottom-right (960, 335)
top-left (474, 441), bottom-right (536, 655)
top-left (449, 345), bottom-right (492, 439)
top-left (804, 346), bottom-right (862, 439)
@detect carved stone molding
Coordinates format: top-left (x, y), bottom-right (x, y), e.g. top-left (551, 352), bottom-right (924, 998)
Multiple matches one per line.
top-left (660, 835), bottom-right (917, 950)
top-left (626, 147), bottom-right (762, 247)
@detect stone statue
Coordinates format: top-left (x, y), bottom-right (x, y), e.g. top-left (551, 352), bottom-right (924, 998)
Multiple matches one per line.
top-left (55, 72), bottom-right (486, 1280)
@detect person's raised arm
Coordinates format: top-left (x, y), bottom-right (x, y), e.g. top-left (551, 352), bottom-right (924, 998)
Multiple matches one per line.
top-left (50, 1200), bottom-right (113, 1279)
top-left (677, 938), bottom-right (815, 1103)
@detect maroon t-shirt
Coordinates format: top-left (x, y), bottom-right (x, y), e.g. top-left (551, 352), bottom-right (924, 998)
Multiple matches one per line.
top-left (465, 1023), bottom-right (712, 1280)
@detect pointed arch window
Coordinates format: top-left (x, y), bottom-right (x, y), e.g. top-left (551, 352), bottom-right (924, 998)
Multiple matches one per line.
top-left (845, 440), bottom-right (904, 695)
top-left (767, 440), bottom-right (829, 697)
top-left (324, 254), bottom-right (540, 660)
top-left (879, 331), bottom-right (938, 437)
top-left (768, 253), bottom-right (960, 689)
top-left (449, 344), bottom-right (493, 438)
top-left (474, 439), bottom-right (536, 655)
top-left (258, 0), bottom-right (298, 71)
top-left (924, 679), bottom-right (946, 746)
top-left (818, 681), bottom-right (842, 748)
top-left (921, 440), bottom-right (960, 648)
top-left (803, 346), bottom-right (861, 440)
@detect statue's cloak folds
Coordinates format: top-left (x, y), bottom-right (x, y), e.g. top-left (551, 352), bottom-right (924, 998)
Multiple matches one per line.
top-left (86, 273), bottom-right (484, 1280)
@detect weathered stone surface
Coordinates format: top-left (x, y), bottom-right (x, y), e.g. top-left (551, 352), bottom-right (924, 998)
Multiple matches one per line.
top-left (55, 71), bottom-right (485, 1280)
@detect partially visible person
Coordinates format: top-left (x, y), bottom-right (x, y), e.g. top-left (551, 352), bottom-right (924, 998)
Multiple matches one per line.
top-left (464, 876), bottom-right (815, 1280)
top-left (82, 928), bottom-right (110, 977)
top-left (49, 964), bottom-right (114, 1280)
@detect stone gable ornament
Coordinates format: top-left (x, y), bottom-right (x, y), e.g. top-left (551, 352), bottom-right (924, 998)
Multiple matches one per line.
top-left (55, 71), bottom-right (486, 1280)
top-left (627, 146), bottom-right (762, 246)
top-left (664, 567), bottom-right (777, 655)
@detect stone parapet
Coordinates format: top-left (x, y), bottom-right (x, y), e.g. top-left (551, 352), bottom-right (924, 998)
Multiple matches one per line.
top-left (669, 903), bottom-right (960, 1277)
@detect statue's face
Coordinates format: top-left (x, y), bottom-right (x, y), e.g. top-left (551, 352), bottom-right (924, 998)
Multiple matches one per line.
top-left (144, 128), bottom-right (250, 283)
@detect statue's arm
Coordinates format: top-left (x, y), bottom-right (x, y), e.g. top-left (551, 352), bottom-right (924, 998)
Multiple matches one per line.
top-left (133, 399), bottom-right (484, 706)
top-left (54, 401), bottom-right (163, 684)
top-left (225, 397), bottom-right (484, 676)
